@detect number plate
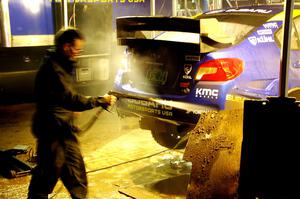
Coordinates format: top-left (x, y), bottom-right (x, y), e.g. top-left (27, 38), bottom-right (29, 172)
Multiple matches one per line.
top-left (146, 67), bottom-right (168, 85)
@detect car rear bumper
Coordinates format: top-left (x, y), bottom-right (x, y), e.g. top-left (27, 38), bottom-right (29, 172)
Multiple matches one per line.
top-left (115, 97), bottom-right (207, 125)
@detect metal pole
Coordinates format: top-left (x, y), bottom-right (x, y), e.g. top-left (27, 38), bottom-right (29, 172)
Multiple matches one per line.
top-left (150, 0), bottom-right (155, 16)
top-left (226, 0), bottom-right (233, 8)
top-left (279, 0), bottom-right (295, 97)
top-left (172, 0), bottom-right (177, 16)
top-left (201, 0), bottom-right (209, 12)
top-left (0, 0), bottom-right (11, 47)
top-left (235, 0), bottom-right (238, 8)
top-left (184, 0), bottom-right (191, 16)
top-left (62, 0), bottom-right (68, 28)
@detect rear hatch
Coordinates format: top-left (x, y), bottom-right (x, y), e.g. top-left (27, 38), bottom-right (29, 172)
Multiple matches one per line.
top-left (117, 17), bottom-right (201, 96)
top-left (116, 13), bottom-right (270, 97)
top-left (124, 41), bottom-right (200, 95)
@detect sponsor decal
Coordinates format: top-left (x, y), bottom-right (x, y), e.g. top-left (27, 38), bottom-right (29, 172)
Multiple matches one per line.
top-left (127, 99), bottom-right (172, 110)
top-left (248, 35), bottom-right (274, 46)
top-left (226, 94), bottom-right (246, 102)
top-left (185, 55), bottom-right (200, 61)
top-left (180, 82), bottom-right (190, 88)
top-left (183, 64), bottom-right (192, 79)
top-left (126, 99), bottom-right (173, 116)
top-left (293, 60), bottom-right (300, 68)
top-left (226, 8), bottom-right (272, 14)
top-left (205, 9), bottom-right (224, 14)
top-left (195, 88), bottom-right (219, 99)
top-left (263, 22), bottom-right (279, 29)
top-left (257, 29), bottom-right (273, 35)
top-left (206, 8), bottom-right (272, 14)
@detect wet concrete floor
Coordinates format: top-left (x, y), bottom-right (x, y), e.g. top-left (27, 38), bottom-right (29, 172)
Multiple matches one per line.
top-left (0, 103), bottom-right (190, 199)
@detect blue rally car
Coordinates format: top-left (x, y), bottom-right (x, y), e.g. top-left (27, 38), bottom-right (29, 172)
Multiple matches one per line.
top-left (113, 4), bottom-right (300, 148)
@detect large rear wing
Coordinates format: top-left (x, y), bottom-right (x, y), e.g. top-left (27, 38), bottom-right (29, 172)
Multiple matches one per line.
top-left (116, 16), bottom-right (200, 46)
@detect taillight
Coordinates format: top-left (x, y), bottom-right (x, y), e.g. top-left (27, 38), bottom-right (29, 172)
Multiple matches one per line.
top-left (195, 58), bottom-right (243, 81)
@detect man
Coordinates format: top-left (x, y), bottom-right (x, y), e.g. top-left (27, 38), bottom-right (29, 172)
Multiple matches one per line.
top-left (28, 28), bottom-right (116, 199)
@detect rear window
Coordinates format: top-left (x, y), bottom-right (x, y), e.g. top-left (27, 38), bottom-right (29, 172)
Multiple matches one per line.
top-left (154, 31), bottom-right (200, 44)
top-left (275, 16), bottom-right (300, 50)
top-left (198, 14), bottom-right (272, 47)
top-left (154, 14), bottom-right (271, 52)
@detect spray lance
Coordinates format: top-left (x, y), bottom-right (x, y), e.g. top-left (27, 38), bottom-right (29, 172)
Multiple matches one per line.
top-left (75, 90), bottom-right (157, 134)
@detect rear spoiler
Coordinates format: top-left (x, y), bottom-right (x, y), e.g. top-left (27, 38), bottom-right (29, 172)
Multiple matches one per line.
top-left (116, 16), bottom-right (200, 45)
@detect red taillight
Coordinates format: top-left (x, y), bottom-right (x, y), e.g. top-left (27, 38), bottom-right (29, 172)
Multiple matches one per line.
top-left (195, 58), bottom-right (243, 81)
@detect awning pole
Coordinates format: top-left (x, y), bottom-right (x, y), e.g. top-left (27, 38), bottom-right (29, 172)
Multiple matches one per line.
top-left (62, 0), bottom-right (68, 28)
top-left (0, 0), bottom-right (11, 47)
top-left (279, 0), bottom-right (295, 97)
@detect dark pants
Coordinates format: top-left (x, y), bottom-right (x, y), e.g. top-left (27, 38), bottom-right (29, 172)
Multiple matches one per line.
top-left (28, 135), bottom-right (87, 199)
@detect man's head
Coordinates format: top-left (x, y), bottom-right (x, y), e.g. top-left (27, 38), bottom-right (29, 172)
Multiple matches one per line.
top-left (55, 28), bottom-right (85, 61)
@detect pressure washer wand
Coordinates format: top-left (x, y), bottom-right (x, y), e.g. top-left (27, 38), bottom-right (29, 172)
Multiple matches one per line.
top-left (77, 108), bottom-right (105, 134)
top-left (108, 90), bottom-right (157, 101)
top-left (77, 90), bottom-right (143, 134)
top-left (77, 93), bottom-right (117, 134)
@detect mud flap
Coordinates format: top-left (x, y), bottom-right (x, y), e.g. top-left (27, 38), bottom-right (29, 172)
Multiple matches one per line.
top-left (183, 109), bottom-right (244, 199)
top-left (238, 97), bottom-right (300, 199)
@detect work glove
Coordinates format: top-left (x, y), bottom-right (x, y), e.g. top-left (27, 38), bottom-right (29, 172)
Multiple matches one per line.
top-left (103, 94), bottom-right (117, 106)
top-left (96, 94), bottom-right (117, 111)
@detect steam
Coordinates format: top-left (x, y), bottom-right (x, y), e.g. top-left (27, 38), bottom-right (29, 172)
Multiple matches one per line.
top-left (67, 2), bottom-right (177, 97)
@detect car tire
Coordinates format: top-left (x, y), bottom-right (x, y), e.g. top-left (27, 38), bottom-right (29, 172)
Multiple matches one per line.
top-left (151, 123), bottom-right (194, 149)
top-left (288, 87), bottom-right (300, 100)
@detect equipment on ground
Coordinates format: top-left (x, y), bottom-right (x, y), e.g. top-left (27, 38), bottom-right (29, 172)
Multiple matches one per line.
top-left (0, 145), bottom-right (33, 178)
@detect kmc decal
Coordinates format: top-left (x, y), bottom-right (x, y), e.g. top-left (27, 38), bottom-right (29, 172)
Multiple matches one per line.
top-left (195, 88), bottom-right (219, 99)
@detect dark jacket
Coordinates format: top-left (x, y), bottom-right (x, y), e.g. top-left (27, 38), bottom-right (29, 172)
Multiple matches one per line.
top-left (32, 49), bottom-right (107, 139)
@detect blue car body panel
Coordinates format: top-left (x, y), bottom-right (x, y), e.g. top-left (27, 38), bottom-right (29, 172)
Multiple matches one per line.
top-left (114, 5), bottom-right (300, 125)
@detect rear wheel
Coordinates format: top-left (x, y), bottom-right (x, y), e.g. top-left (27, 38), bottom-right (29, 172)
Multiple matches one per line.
top-left (288, 87), bottom-right (300, 100)
top-left (149, 121), bottom-right (194, 149)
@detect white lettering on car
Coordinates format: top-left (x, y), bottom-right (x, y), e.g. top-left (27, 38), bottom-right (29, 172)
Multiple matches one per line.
top-left (257, 29), bottom-right (273, 35)
top-left (248, 35), bottom-right (274, 46)
top-left (263, 22), bottom-right (279, 29)
top-left (226, 8), bottom-right (272, 14)
top-left (127, 99), bottom-right (173, 110)
top-left (185, 55), bottom-right (200, 61)
top-left (206, 8), bottom-right (272, 14)
top-left (195, 88), bottom-right (219, 99)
